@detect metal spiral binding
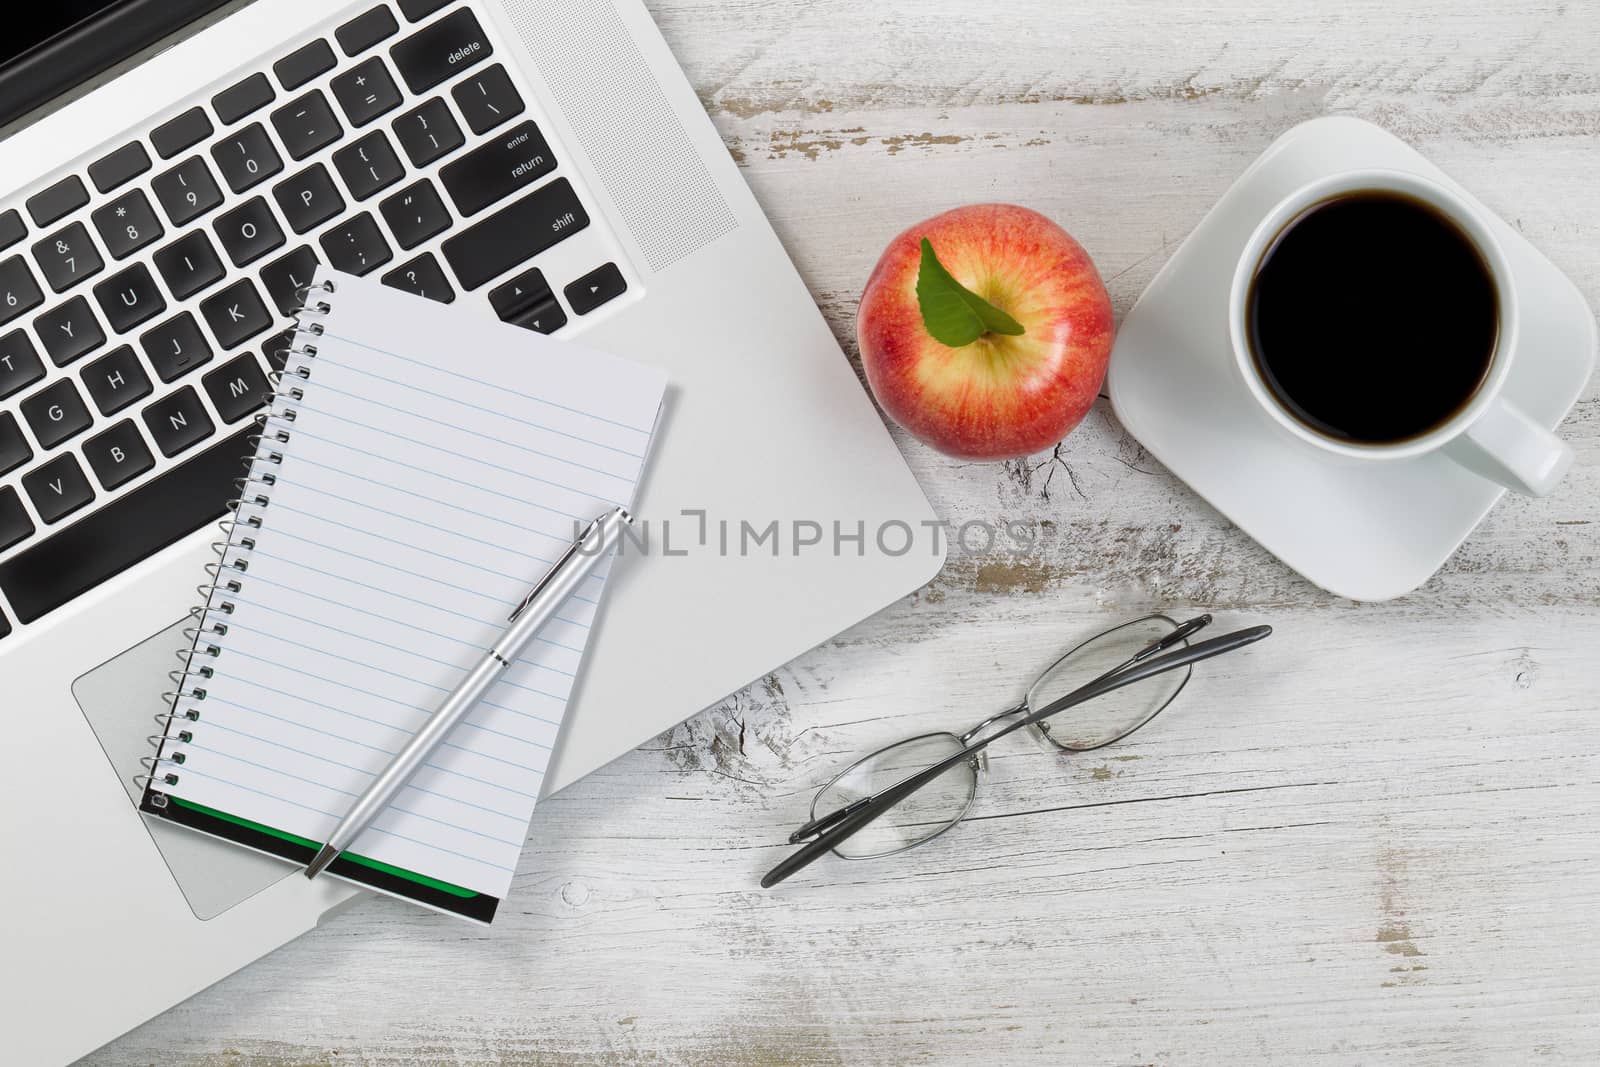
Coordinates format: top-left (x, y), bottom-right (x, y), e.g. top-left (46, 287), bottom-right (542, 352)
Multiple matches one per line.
top-left (138, 278), bottom-right (338, 807)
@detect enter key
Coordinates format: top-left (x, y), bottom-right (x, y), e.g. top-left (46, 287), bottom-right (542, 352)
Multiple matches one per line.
top-left (440, 120), bottom-right (556, 217)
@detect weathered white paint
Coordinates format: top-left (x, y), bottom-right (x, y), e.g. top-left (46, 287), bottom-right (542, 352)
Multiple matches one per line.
top-left (86, 1), bottom-right (1600, 1063)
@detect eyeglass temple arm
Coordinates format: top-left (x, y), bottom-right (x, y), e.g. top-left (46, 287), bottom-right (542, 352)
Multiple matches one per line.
top-left (760, 624), bottom-right (1272, 889)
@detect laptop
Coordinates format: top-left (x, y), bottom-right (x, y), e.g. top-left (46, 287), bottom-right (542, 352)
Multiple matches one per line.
top-left (0, 2), bottom-right (941, 1061)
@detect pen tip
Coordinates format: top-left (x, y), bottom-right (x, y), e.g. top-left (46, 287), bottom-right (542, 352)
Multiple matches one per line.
top-left (305, 843), bottom-right (340, 880)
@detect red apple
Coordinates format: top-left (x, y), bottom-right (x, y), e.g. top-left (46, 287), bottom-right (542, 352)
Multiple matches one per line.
top-left (857, 203), bottom-right (1114, 460)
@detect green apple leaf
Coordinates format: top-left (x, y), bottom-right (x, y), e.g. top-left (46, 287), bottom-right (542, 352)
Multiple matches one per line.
top-left (915, 237), bottom-right (1025, 348)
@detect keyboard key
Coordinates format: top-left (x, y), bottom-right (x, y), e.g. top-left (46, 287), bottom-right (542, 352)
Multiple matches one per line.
top-left (143, 385), bottom-right (215, 457)
top-left (319, 213), bottom-right (392, 276)
top-left (151, 107), bottom-right (214, 159)
top-left (35, 296), bottom-right (105, 366)
top-left (213, 72), bottom-right (276, 125)
top-left (397, 0), bottom-right (450, 20)
top-left (153, 231), bottom-right (227, 301)
top-left (0, 256), bottom-right (44, 327)
top-left (338, 6), bottom-right (399, 56)
top-left (565, 263), bottom-right (627, 315)
top-left (382, 253), bottom-right (455, 304)
top-left (451, 64), bottom-right (523, 135)
top-left (263, 325), bottom-right (297, 372)
top-left (203, 353), bottom-right (271, 423)
top-left (261, 245), bottom-right (320, 315)
top-left (0, 486), bottom-right (31, 553)
top-left (215, 197), bottom-right (286, 267)
top-left (0, 210), bottom-right (24, 252)
top-left (333, 130), bottom-right (404, 200)
top-left (211, 123), bottom-right (284, 194)
top-left (508, 298), bottom-right (566, 335)
top-left (0, 608), bottom-right (8, 637)
top-left (439, 120), bottom-right (555, 217)
top-left (331, 57), bottom-right (403, 127)
top-left (21, 378), bottom-right (93, 449)
top-left (141, 312), bottom-right (213, 382)
top-left (152, 157), bottom-right (225, 226)
top-left (392, 97), bottom-right (463, 167)
top-left (33, 222), bottom-right (105, 293)
top-left (26, 176), bottom-right (89, 228)
top-left (274, 38), bottom-right (337, 91)
top-left (390, 9), bottom-right (492, 94)
top-left (81, 345), bottom-right (153, 416)
top-left (201, 278), bottom-right (272, 348)
top-left (442, 178), bottom-right (589, 290)
top-left (84, 419), bottom-right (155, 490)
top-left (0, 330), bottom-right (45, 399)
top-left (23, 454), bottom-right (94, 524)
top-left (273, 164), bottom-right (345, 233)
top-left (89, 142), bottom-right (152, 193)
top-left (91, 188), bottom-right (165, 260)
top-left (0, 425), bottom-right (254, 622)
top-left (491, 268), bottom-right (566, 334)
top-left (271, 90), bottom-right (344, 161)
top-left (0, 412), bottom-right (31, 475)
top-left (380, 179), bottom-right (450, 249)
top-left (93, 263), bottom-right (167, 333)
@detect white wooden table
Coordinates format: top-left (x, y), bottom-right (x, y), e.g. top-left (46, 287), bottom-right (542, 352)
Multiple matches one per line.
top-left (89, 1), bottom-right (1600, 1062)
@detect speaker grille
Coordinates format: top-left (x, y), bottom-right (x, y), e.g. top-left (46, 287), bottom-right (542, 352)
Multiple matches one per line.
top-left (502, 0), bottom-right (738, 274)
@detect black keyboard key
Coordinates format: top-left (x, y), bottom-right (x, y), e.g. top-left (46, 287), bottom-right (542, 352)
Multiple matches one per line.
top-left (0, 210), bottom-right (24, 252)
top-left (141, 312), bottom-right (213, 382)
top-left (215, 197), bottom-right (286, 267)
top-left (0, 608), bottom-right (8, 637)
top-left (153, 231), bottom-right (227, 301)
top-left (509, 297), bottom-right (565, 335)
top-left (273, 164), bottom-right (345, 233)
top-left (81, 345), bottom-right (153, 416)
top-left (0, 330), bottom-right (44, 399)
top-left (0, 257), bottom-right (44, 326)
top-left (382, 253), bottom-right (455, 304)
top-left (213, 72), bottom-right (276, 125)
top-left (35, 296), bottom-right (105, 367)
top-left (33, 222), bottom-right (105, 293)
top-left (91, 188), bottom-right (165, 260)
top-left (451, 64), bottom-right (523, 135)
top-left (152, 157), bottom-right (225, 226)
top-left (143, 385), bottom-right (215, 457)
top-left (21, 378), bottom-right (93, 449)
top-left (397, 0), bottom-right (450, 20)
top-left (89, 142), bottom-right (152, 193)
top-left (331, 57), bottom-right (403, 127)
top-left (0, 412), bottom-right (30, 475)
top-left (318, 212), bottom-right (392, 276)
top-left (270, 90), bottom-right (344, 161)
top-left (203, 353), bottom-right (271, 423)
top-left (0, 426), bottom-right (255, 622)
top-left (390, 9), bottom-right (491, 94)
top-left (380, 179), bottom-right (450, 249)
top-left (26, 176), bottom-right (89, 228)
top-left (261, 245), bottom-right (320, 315)
top-left (84, 419), bottom-right (155, 490)
top-left (201, 279), bottom-right (272, 348)
top-left (151, 107), bottom-right (214, 159)
top-left (440, 120), bottom-right (554, 217)
top-left (338, 6), bottom-right (400, 56)
top-left (0, 486), bottom-right (31, 553)
top-left (263, 325), bottom-right (297, 372)
top-left (23, 454), bottom-right (94, 524)
top-left (565, 263), bottom-right (627, 315)
top-left (211, 123), bottom-right (283, 193)
top-left (274, 38), bottom-right (337, 91)
top-left (442, 178), bottom-right (589, 290)
top-left (333, 130), bottom-right (404, 200)
top-left (392, 97), bottom-right (463, 167)
top-left (488, 266), bottom-right (550, 318)
top-left (93, 263), bottom-right (167, 333)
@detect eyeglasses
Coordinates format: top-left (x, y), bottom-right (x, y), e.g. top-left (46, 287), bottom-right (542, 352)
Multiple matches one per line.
top-left (761, 614), bottom-right (1272, 888)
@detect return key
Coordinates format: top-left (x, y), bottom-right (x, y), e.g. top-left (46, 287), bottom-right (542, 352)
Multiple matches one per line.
top-left (439, 120), bottom-right (556, 217)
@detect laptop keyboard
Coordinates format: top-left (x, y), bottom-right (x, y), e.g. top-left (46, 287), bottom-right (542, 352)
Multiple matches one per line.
top-left (0, 2), bottom-right (632, 633)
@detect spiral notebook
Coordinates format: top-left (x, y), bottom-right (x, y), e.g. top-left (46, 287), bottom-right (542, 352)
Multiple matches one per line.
top-left (139, 268), bottom-right (666, 922)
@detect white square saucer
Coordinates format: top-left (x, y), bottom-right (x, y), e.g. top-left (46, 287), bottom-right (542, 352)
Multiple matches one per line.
top-left (1107, 116), bottom-right (1597, 601)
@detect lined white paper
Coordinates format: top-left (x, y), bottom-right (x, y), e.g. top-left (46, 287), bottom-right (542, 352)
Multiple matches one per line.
top-left (158, 269), bottom-right (665, 903)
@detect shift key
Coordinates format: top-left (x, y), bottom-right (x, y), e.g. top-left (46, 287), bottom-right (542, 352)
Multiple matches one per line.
top-left (440, 121), bottom-right (555, 216)
top-left (390, 9), bottom-right (492, 94)
top-left (442, 178), bottom-right (588, 290)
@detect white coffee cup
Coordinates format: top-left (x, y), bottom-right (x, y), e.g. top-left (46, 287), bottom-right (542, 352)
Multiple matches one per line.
top-left (1228, 168), bottom-right (1573, 497)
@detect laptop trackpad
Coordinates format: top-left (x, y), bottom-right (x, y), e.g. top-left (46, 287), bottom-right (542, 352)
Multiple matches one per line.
top-left (73, 619), bottom-right (292, 920)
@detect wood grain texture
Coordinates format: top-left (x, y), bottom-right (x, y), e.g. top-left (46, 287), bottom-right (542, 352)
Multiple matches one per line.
top-left (87, 1), bottom-right (1600, 1063)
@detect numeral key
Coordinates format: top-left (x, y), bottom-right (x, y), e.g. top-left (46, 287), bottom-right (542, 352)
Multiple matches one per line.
top-left (153, 231), bottom-right (227, 301)
top-left (23, 454), bottom-right (95, 524)
top-left (83, 419), bottom-right (155, 491)
top-left (91, 188), bottom-right (166, 260)
top-left (80, 345), bottom-right (153, 416)
top-left (261, 245), bottom-right (321, 316)
top-left (201, 278), bottom-right (273, 349)
top-left (330, 56), bottom-right (402, 127)
top-left (270, 89), bottom-right (344, 161)
top-left (35, 296), bottom-right (106, 367)
top-left (380, 179), bottom-right (451, 249)
top-left (382, 252), bottom-right (454, 304)
top-left (451, 64), bottom-right (524, 135)
top-left (92, 263), bottom-right (168, 333)
top-left (273, 164), bottom-right (345, 234)
top-left (20, 378), bottom-right (93, 449)
top-left (215, 197), bottom-right (286, 267)
top-left (392, 97), bottom-right (464, 167)
top-left (0, 330), bottom-right (45, 399)
top-left (318, 213), bottom-right (392, 276)
top-left (211, 123), bottom-right (284, 193)
top-left (32, 222), bottom-right (105, 293)
top-left (142, 385), bottom-right (216, 457)
top-left (140, 312), bottom-right (214, 382)
top-left (333, 130), bottom-right (404, 200)
top-left (0, 256), bottom-right (44, 327)
top-left (152, 157), bottom-right (225, 227)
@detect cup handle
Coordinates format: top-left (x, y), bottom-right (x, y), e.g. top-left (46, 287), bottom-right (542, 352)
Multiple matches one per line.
top-left (1444, 396), bottom-right (1574, 497)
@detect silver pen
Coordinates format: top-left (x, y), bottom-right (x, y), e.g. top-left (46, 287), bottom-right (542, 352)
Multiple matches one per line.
top-left (305, 506), bottom-right (634, 880)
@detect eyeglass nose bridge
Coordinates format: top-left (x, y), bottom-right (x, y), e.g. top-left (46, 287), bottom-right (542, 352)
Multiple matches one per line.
top-left (958, 702), bottom-right (1028, 748)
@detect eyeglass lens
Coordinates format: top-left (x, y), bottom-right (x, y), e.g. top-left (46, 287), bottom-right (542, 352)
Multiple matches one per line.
top-left (1027, 614), bottom-right (1190, 751)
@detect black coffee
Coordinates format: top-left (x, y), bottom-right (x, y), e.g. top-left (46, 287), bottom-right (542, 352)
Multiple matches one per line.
top-left (1246, 191), bottom-right (1498, 444)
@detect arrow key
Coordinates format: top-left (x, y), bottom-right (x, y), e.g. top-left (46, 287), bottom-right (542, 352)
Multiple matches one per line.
top-left (564, 263), bottom-right (626, 316)
top-left (488, 266), bottom-right (550, 320)
top-left (509, 296), bottom-right (566, 335)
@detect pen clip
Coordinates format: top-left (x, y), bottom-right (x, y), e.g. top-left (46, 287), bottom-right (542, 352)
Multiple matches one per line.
top-left (509, 517), bottom-right (600, 622)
